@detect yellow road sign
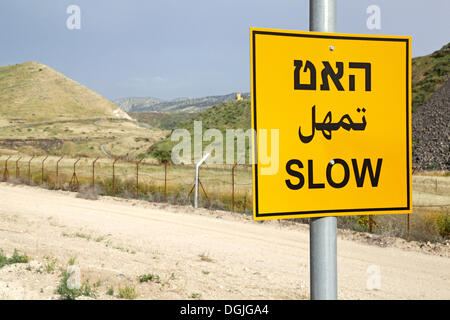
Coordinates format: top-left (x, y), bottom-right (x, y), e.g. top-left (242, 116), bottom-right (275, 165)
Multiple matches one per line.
top-left (251, 28), bottom-right (412, 220)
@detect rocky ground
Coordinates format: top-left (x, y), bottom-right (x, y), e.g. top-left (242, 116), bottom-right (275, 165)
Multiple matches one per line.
top-left (412, 78), bottom-right (450, 171)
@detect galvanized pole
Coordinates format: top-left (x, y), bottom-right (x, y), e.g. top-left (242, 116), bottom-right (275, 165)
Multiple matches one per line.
top-left (310, 0), bottom-right (336, 32)
top-left (309, 0), bottom-right (337, 300)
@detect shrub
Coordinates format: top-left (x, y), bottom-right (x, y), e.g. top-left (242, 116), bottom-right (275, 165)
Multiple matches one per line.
top-left (107, 286), bottom-right (114, 296)
top-left (118, 285), bottom-right (138, 300)
top-left (0, 249), bottom-right (29, 268)
top-left (436, 213), bottom-right (450, 239)
top-left (138, 273), bottom-right (160, 283)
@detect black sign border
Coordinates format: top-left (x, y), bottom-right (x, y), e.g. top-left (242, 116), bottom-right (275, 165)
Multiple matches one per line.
top-left (251, 29), bottom-right (411, 218)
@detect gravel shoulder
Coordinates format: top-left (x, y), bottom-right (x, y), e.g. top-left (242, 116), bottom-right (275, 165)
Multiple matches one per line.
top-left (0, 183), bottom-right (449, 300)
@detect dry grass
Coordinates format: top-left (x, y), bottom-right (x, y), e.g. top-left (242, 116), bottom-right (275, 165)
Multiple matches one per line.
top-left (76, 185), bottom-right (105, 200)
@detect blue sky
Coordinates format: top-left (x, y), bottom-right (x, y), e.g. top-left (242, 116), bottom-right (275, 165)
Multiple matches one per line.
top-left (0, 0), bottom-right (448, 100)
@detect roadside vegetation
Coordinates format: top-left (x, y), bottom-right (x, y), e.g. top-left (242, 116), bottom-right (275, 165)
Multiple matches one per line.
top-left (118, 285), bottom-right (138, 300)
top-left (0, 249), bottom-right (29, 269)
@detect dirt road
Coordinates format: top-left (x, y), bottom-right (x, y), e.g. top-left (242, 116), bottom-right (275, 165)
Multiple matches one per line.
top-left (0, 183), bottom-right (449, 300)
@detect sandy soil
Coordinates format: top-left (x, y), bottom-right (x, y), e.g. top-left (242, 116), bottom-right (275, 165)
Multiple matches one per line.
top-left (0, 183), bottom-right (449, 300)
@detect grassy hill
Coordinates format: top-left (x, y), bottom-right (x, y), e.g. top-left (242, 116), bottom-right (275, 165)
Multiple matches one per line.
top-left (412, 42), bottom-right (450, 111)
top-left (0, 61), bottom-right (164, 158)
top-left (0, 61), bottom-right (131, 126)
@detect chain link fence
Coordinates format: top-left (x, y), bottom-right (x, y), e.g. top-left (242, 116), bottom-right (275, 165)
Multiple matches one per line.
top-left (0, 154), bottom-right (253, 214)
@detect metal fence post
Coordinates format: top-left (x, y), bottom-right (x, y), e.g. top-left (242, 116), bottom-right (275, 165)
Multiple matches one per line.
top-left (69, 158), bottom-right (81, 191)
top-left (136, 159), bottom-right (144, 199)
top-left (28, 156), bottom-right (35, 184)
top-left (112, 158), bottom-right (118, 196)
top-left (41, 155), bottom-right (48, 184)
top-left (3, 156), bottom-right (11, 182)
top-left (407, 213), bottom-right (410, 242)
top-left (164, 162), bottom-right (168, 202)
top-left (243, 192), bottom-right (247, 213)
top-left (309, 0), bottom-right (338, 300)
top-left (92, 157), bottom-right (99, 190)
top-left (56, 156), bottom-right (63, 189)
top-left (15, 156), bottom-right (22, 180)
top-left (232, 163), bottom-right (237, 213)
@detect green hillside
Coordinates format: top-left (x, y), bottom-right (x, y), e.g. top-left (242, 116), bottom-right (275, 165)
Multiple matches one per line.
top-left (147, 99), bottom-right (251, 162)
top-left (177, 99), bottom-right (251, 130)
top-left (412, 42), bottom-right (450, 111)
top-left (130, 111), bottom-right (200, 130)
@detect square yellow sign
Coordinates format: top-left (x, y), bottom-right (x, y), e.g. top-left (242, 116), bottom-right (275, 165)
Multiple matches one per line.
top-left (251, 28), bottom-right (412, 220)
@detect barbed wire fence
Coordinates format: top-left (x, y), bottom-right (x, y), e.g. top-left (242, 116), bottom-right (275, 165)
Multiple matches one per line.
top-left (0, 153), bottom-right (448, 241)
top-left (0, 153), bottom-right (253, 214)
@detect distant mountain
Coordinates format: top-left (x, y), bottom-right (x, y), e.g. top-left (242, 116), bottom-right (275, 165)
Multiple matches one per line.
top-left (114, 92), bottom-right (250, 113)
top-left (112, 97), bottom-right (162, 113)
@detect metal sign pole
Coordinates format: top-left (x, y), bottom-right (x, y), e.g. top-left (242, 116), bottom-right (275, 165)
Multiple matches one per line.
top-left (309, 0), bottom-right (337, 300)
